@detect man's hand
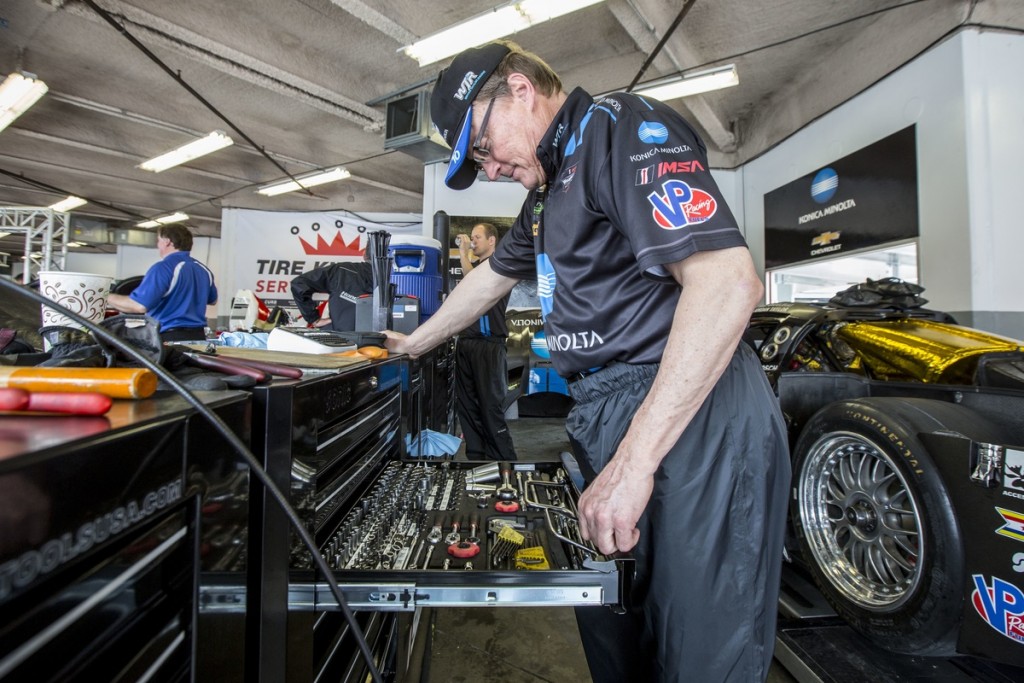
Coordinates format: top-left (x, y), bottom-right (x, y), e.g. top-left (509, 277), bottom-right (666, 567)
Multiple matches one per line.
top-left (456, 233), bottom-right (471, 255)
top-left (577, 452), bottom-right (651, 554)
top-left (382, 330), bottom-right (412, 356)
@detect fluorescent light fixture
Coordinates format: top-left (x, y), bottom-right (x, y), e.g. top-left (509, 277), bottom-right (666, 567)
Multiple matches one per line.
top-left (0, 231), bottom-right (11, 239)
top-left (48, 196), bottom-right (88, 212)
top-left (0, 71), bottom-right (48, 134)
top-left (257, 167), bottom-right (351, 197)
top-left (139, 130), bottom-right (234, 172)
top-left (66, 241), bottom-right (86, 248)
top-left (401, 0), bottom-right (605, 66)
top-left (136, 212), bottom-right (189, 228)
top-left (632, 64), bottom-right (739, 102)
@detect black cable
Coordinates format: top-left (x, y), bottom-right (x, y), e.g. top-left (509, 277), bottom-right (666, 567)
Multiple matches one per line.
top-left (80, 0), bottom-right (311, 199)
top-left (0, 277), bottom-right (384, 683)
top-left (626, 0), bottom-right (698, 93)
top-left (629, 0), bottom-right (933, 91)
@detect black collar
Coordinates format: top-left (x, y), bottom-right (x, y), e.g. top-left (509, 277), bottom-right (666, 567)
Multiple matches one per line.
top-left (536, 87), bottom-right (594, 182)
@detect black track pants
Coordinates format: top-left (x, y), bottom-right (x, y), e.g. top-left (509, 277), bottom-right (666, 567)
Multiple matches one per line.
top-left (567, 345), bottom-right (790, 683)
top-left (455, 337), bottom-right (516, 460)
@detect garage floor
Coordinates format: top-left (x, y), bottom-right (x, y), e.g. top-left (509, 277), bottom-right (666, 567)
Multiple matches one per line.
top-left (419, 415), bottom-right (798, 683)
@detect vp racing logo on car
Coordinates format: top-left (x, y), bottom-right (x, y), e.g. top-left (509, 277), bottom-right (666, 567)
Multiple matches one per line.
top-left (647, 179), bottom-right (717, 229)
top-left (971, 574), bottom-right (1024, 643)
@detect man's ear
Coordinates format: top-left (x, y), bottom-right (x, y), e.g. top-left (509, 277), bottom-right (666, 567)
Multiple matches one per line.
top-left (506, 73), bottom-right (534, 104)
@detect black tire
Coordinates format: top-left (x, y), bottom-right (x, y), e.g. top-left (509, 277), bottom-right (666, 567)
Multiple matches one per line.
top-left (791, 397), bottom-right (1007, 656)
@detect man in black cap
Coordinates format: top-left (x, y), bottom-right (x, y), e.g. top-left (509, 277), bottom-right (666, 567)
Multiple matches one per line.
top-left (384, 40), bottom-right (789, 683)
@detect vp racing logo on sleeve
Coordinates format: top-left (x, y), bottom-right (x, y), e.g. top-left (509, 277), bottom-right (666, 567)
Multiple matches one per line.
top-left (647, 179), bottom-right (718, 229)
top-left (536, 253), bottom-right (556, 321)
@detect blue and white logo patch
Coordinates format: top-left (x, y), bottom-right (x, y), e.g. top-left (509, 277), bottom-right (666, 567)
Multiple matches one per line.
top-left (531, 330), bottom-right (551, 359)
top-left (536, 253), bottom-right (556, 321)
top-left (811, 168), bottom-right (838, 204)
top-left (638, 121), bottom-right (669, 144)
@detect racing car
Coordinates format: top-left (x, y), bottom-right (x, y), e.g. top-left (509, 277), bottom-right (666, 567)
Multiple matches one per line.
top-left (748, 284), bottom-right (1024, 667)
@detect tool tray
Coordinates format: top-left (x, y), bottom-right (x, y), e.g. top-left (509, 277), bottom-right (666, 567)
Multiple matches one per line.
top-left (243, 358), bottom-right (631, 619)
top-left (291, 457), bottom-right (632, 612)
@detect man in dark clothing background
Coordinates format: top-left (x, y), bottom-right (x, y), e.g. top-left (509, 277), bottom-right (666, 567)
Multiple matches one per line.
top-left (290, 259), bottom-right (373, 331)
top-left (453, 222), bottom-right (516, 460)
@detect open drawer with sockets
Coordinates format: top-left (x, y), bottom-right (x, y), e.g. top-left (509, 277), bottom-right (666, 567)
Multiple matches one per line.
top-left (240, 356), bottom-right (632, 682)
top-left (290, 455), bottom-right (633, 612)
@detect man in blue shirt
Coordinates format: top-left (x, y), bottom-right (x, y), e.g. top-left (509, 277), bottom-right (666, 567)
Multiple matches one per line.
top-left (107, 224), bottom-right (217, 342)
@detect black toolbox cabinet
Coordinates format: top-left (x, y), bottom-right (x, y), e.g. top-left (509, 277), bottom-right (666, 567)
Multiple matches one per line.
top-left (245, 352), bottom-right (631, 682)
top-left (0, 391), bottom-right (250, 683)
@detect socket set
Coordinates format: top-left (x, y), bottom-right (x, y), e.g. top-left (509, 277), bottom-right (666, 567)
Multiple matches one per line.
top-left (319, 459), bottom-right (602, 573)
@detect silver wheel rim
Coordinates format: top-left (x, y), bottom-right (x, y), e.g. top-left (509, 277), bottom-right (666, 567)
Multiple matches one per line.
top-left (799, 431), bottom-right (923, 609)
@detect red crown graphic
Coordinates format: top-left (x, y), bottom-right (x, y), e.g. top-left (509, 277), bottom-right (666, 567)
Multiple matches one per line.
top-left (298, 233), bottom-right (365, 256)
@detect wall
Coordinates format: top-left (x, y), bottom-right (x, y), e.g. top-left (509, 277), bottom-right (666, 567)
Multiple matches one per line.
top-left (962, 29), bottom-right (1024, 335)
top-left (740, 29), bottom-right (1024, 338)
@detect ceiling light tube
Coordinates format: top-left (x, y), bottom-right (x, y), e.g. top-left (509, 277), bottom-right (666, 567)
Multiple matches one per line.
top-left (631, 64), bottom-right (739, 102)
top-left (257, 167), bottom-right (351, 196)
top-left (136, 212), bottom-right (189, 228)
top-left (0, 71), bottom-right (48, 134)
top-left (401, 0), bottom-right (605, 66)
top-left (48, 196), bottom-right (88, 212)
top-left (139, 130), bottom-right (234, 172)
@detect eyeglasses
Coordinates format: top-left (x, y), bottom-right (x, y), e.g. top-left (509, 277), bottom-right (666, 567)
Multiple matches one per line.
top-left (472, 97), bottom-right (496, 169)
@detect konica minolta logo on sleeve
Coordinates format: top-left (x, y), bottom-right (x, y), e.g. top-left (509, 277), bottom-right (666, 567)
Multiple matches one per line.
top-left (638, 121), bottom-right (669, 144)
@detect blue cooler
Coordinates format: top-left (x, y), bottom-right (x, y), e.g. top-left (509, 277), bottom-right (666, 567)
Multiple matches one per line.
top-left (389, 235), bottom-right (444, 321)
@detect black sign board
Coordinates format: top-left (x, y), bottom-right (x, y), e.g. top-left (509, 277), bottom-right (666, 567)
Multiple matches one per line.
top-left (764, 126), bottom-right (919, 269)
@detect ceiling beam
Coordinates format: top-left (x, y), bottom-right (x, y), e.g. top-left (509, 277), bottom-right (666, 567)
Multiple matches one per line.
top-left (328, 0), bottom-right (418, 45)
top-left (56, 0), bottom-right (386, 131)
top-left (609, 0), bottom-right (736, 151)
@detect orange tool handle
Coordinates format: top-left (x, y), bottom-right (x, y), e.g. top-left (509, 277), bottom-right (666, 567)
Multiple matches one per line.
top-left (0, 367), bottom-right (157, 399)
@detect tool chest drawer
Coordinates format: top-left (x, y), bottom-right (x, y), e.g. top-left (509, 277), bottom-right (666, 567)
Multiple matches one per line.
top-left (291, 455), bottom-right (632, 611)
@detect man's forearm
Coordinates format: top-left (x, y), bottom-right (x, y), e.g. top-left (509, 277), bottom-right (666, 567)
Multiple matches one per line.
top-left (615, 248), bottom-right (763, 473)
top-left (107, 293), bottom-right (147, 314)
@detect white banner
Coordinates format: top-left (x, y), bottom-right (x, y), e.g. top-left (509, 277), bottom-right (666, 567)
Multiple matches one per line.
top-left (219, 208), bottom-right (423, 322)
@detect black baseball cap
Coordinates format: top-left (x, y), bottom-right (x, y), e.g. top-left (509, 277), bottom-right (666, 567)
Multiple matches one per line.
top-left (430, 43), bottom-right (511, 190)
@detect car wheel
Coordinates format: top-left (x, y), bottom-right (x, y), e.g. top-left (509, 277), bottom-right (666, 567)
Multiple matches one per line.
top-left (791, 397), bottom-right (1006, 655)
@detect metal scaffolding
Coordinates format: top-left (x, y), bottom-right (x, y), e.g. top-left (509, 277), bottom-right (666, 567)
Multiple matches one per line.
top-left (0, 207), bottom-right (70, 283)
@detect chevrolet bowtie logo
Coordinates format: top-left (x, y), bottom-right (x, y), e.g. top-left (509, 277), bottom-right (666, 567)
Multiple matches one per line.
top-left (811, 230), bottom-right (841, 247)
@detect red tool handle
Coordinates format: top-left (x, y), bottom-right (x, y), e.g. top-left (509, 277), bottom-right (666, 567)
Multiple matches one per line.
top-left (212, 355), bottom-right (303, 379)
top-left (27, 392), bottom-right (113, 415)
top-left (184, 352), bottom-right (271, 382)
top-left (0, 388), bottom-right (30, 410)
top-left (0, 387), bottom-right (112, 415)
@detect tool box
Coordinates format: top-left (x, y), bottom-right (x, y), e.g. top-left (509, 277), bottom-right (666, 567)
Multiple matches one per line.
top-left (235, 353), bottom-right (631, 682)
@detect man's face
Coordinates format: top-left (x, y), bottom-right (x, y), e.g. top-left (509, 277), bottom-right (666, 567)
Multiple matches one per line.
top-left (472, 95), bottom-right (547, 190)
top-left (469, 227), bottom-right (493, 257)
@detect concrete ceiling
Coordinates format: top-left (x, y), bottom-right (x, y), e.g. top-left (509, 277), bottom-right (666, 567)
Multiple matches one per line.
top-left (0, 0), bottom-right (1020, 259)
